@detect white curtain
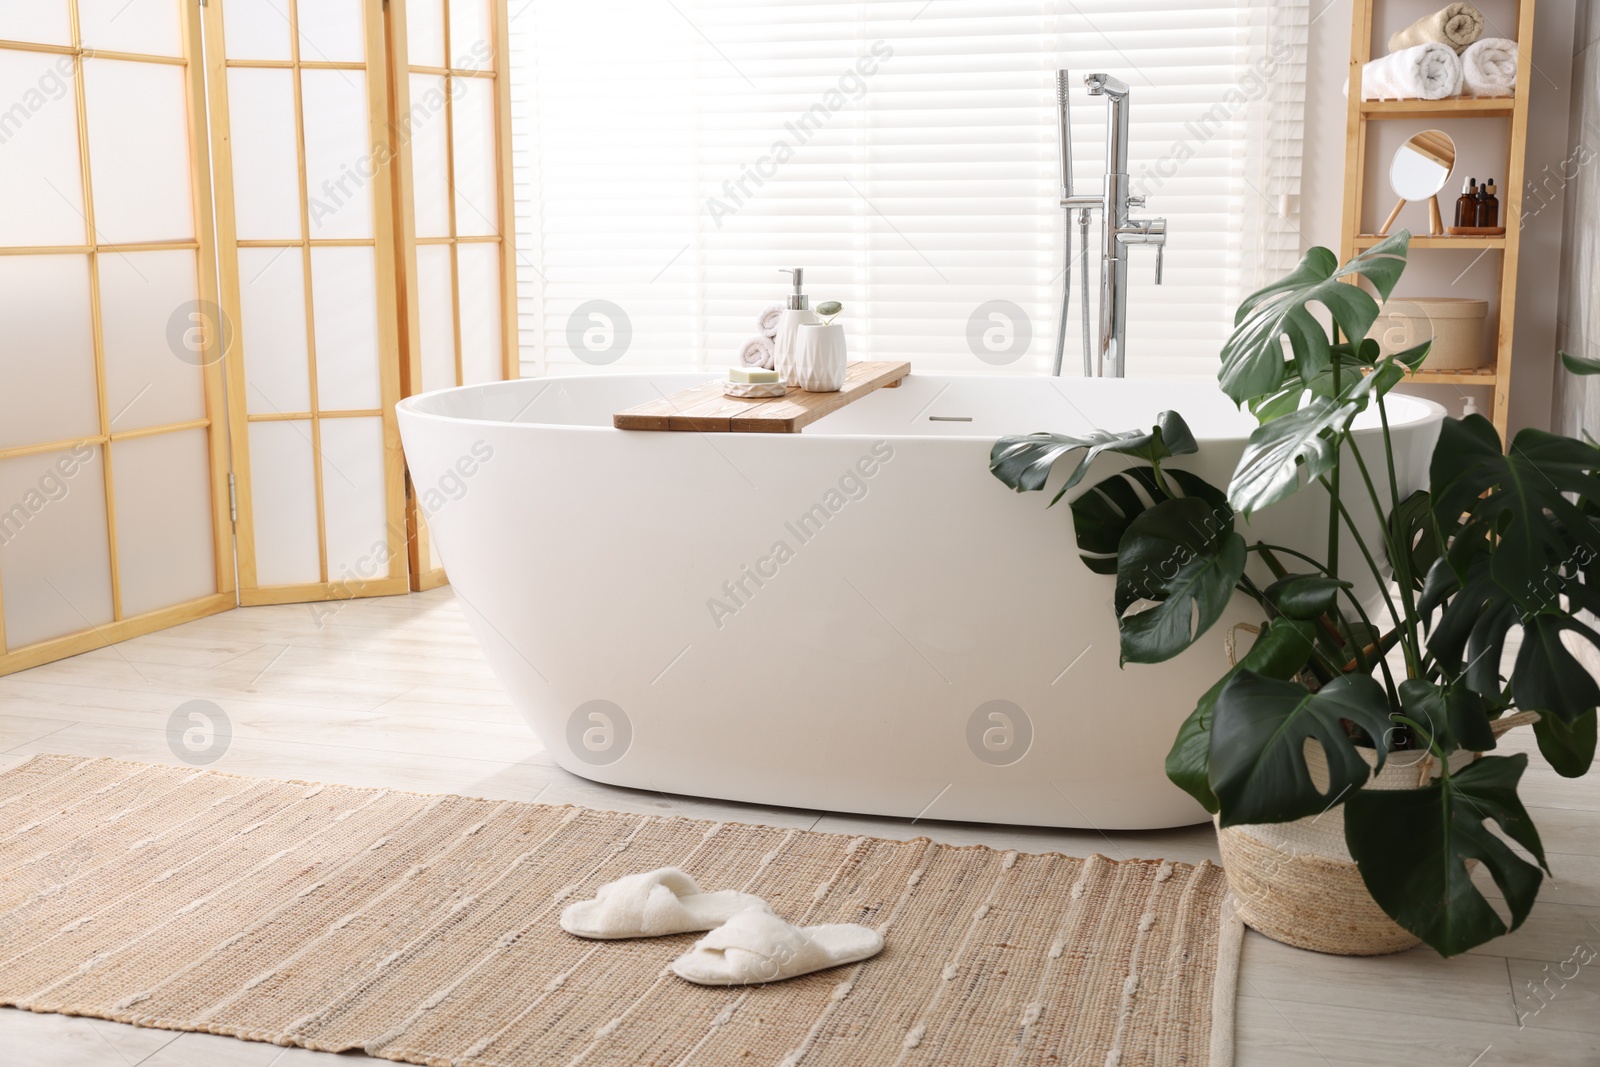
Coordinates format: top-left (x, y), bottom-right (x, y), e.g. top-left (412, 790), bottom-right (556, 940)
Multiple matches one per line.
top-left (508, 0), bottom-right (1307, 379)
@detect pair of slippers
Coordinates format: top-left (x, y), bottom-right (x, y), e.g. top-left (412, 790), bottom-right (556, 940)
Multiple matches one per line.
top-left (559, 867), bottom-right (884, 986)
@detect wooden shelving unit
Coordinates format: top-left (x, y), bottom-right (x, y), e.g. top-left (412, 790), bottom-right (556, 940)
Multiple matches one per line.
top-left (1340, 0), bottom-right (1536, 440)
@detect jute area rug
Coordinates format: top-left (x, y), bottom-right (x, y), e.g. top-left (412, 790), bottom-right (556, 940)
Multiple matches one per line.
top-left (0, 755), bottom-right (1240, 1066)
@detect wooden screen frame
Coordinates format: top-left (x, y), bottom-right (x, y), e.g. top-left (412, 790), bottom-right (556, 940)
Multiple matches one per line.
top-left (385, 0), bottom-right (519, 591)
top-left (203, 0), bottom-right (411, 606)
top-left (0, 0), bottom-right (235, 677)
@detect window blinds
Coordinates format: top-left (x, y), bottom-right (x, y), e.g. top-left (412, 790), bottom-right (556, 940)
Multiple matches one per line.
top-left (508, 0), bottom-right (1306, 379)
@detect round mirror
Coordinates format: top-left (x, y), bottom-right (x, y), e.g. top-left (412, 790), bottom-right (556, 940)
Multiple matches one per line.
top-left (1389, 130), bottom-right (1456, 200)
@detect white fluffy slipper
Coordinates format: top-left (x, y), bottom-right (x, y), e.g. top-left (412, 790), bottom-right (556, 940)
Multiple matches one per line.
top-left (560, 868), bottom-right (772, 939)
top-left (670, 906), bottom-right (884, 986)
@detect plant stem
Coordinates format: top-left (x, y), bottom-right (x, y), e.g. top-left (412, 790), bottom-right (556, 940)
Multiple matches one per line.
top-left (1316, 473), bottom-right (1418, 678)
top-left (1340, 429), bottom-right (1421, 678)
top-left (1328, 330), bottom-right (1343, 580)
top-left (1249, 543), bottom-right (1329, 574)
top-left (1376, 394), bottom-right (1424, 673)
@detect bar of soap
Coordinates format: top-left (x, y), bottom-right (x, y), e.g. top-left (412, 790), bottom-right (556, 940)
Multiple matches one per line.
top-left (729, 366), bottom-right (779, 384)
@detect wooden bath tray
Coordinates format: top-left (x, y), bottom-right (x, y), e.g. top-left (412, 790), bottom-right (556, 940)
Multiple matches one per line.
top-left (614, 361), bottom-right (909, 433)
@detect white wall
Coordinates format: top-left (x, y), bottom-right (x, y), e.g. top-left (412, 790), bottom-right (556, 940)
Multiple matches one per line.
top-left (1302, 0), bottom-right (1577, 433)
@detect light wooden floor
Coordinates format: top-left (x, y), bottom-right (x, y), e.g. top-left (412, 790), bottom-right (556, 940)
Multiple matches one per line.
top-left (0, 588), bottom-right (1595, 1066)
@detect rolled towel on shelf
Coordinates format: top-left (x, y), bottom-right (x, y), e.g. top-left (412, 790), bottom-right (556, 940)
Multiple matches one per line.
top-left (1388, 3), bottom-right (1485, 53)
top-left (757, 304), bottom-right (783, 339)
top-left (1355, 42), bottom-right (1463, 101)
top-left (739, 334), bottom-right (776, 370)
top-left (1461, 37), bottom-right (1517, 97)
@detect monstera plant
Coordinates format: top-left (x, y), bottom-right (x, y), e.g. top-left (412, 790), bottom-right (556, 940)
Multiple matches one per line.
top-left (991, 231), bottom-right (1600, 957)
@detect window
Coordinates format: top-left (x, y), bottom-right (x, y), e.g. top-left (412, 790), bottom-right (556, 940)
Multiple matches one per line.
top-left (510, 0), bottom-right (1306, 379)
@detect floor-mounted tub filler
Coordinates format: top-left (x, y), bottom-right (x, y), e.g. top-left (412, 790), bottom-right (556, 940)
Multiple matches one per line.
top-left (398, 375), bottom-right (1443, 829)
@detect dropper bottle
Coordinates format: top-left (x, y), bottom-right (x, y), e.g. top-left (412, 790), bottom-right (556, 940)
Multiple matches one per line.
top-left (1454, 177), bottom-right (1478, 228)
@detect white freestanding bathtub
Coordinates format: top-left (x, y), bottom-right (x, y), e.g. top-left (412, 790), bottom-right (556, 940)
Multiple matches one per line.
top-left (397, 374), bottom-right (1444, 829)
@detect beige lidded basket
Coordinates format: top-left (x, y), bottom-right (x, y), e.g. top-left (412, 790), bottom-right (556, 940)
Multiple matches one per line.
top-left (1375, 297), bottom-right (1489, 371)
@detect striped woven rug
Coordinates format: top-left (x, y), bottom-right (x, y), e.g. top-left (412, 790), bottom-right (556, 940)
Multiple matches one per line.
top-left (0, 755), bottom-right (1239, 1066)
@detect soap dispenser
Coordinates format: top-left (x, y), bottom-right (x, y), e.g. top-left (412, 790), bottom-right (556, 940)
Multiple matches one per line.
top-left (773, 268), bottom-right (818, 384)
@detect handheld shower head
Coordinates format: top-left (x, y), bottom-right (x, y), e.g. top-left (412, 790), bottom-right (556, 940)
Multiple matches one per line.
top-left (1056, 69), bottom-right (1073, 202)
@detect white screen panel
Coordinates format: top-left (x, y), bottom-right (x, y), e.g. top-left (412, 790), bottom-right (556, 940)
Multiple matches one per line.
top-left (83, 59), bottom-right (193, 244)
top-left (407, 73), bottom-right (451, 238)
top-left (0, 4), bottom-right (72, 45)
top-left (405, 0), bottom-right (445, 67)
top-left (301, 68), bottom-right (373, 241)
top-left (77, 0), bottom-right (182, 58)
top-left (450, 74), bottom-right (498, 236)
top-left (295, 0), bottom-right (365, 64)
top-left (457, 242), bottom-right (501, 385)
top-left (246, 420), bottom-right (320, 585)
top-left (310, 245), bottom-right (381, 410)
top-left (0, 444), bottom-right (113, 649)
top-left (111, 428), bottom-right (215, 617)
top-left (238, 246), bottom-right (311, 414)
top-left (0, 50), bottom-right (86, 247)
top-left (317, 417), bottom-right (389, 586)
top-left (99, 250), bottom-right (206, 433)
top-left (0, 255), bottom-right (99, 451)
top-left (220, 0), bottom-right (292, 61)
top-left (416, 244), bottom-right (456, 392)
top-left (448, 0), bottom-right (493, 69)
top-left (226, 68), bottom-right (302, 241)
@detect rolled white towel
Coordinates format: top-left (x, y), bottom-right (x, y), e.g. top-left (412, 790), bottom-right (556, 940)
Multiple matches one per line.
top-left (757, 304), bottom-right (783, 339)
top-left (1356, 43), bottom-right (1462, 100)
top-left (1388, 3), bottom-right (1484, 53)
top-left (739, 334), bottom-right (775, 370)
top-left (1461, 37), bottom-right (1517, 97)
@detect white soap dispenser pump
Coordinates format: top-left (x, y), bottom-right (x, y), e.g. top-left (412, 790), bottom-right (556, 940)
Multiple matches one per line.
top-left (773, 267), bottom-right (818, 384)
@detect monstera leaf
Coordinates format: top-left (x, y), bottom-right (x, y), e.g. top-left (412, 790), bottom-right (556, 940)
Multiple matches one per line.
top-left (1426, 417), bottom-right (1600, 723)
top-left (1114, 496), bottom-right (1247, 664)
top-left (1344, 754), bottom-right (1548, 956)
top-left (1561, 350), bottom-right (1600, 375)
top-left (1219, 233), bottom-right (1410, 408)
top-left (1431, 416), bottom-right (1600, 611)
top-left (1249, 339), bottom-right (1429, 423)
top-left (1210, 671), bottom-right (1394, 827)
top-left (1398, 678), bottom-right (1497, 754)
top-left (1227, 395), bottom-right (1359, 516)
top-left (989, 410), bottom-right (1197, 505)
top-left (1262, 573), bottom-right (1350, 620)
top-left (1165, 619), bottom-right (1318, 812)
top-left (1069, 466), bottom-right (1228, 574)
top-left (1513, 614), bottom-right (1600, 724)
top-left (1387, 489), bottom-right (1440, 595)
top-left (1535, 710), bottom-right (1598, 778)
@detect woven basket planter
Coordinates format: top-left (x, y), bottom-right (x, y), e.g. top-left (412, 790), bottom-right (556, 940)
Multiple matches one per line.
top-left (1215, 714), bottom-right (1535, 956)
top-left (1215, 745), bottom-right (1432, 956)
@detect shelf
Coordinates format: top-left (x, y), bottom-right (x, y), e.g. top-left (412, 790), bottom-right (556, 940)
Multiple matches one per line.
top-left (1352, 233), bottom-right (1506, 249)
top-left (1358, 96), bottom-right (1515, 119)
top-left (1405, 368), bottom-right (1498, 385)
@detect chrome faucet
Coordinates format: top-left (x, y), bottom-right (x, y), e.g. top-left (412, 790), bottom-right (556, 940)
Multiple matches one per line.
top-left (1054, 70), bottom-right (1166, 378)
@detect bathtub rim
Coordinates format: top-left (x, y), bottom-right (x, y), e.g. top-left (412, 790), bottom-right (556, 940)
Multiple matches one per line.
top-left (397, 373), bottom-right (1449, 444)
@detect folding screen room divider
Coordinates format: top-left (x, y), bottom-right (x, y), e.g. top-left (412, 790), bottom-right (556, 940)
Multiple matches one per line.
top-left (0, 0), bottom-right (516, 676)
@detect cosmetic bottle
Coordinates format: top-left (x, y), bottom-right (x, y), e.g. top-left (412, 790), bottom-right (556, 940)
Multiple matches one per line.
top-left (1482, 179), bottom-right (1500, 228)
top-left (773, 268), bottom-right (818, 384)
top-left (1473, 179), bottom-right (1491, 228)
top-left (1454, 177), bottom-right (1478, 227)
